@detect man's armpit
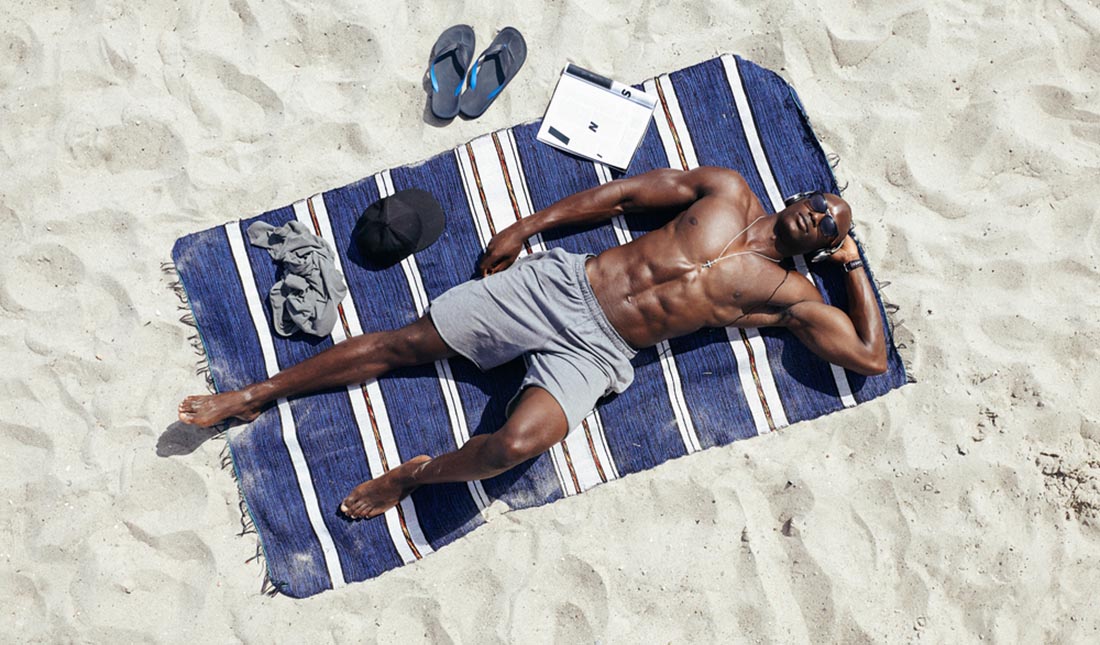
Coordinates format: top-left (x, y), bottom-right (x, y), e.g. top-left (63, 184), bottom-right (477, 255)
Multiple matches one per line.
top-left (775, 300), bottom-right (820, 330)
top-left (729, 303), bottom-right (789, 328)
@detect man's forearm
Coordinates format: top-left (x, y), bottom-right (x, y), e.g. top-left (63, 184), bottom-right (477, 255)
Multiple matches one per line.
top-left (514, 181), bottom-right (627, 239)
top-left (479, 168), bottom-right (710, 276)
top-left (512, 167), bottom-right (706, 238)
top-left (844, 265), bottom-right (888, 370)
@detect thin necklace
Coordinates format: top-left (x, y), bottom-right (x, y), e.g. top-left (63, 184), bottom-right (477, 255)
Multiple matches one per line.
top-left (701, 216), bottom-right (781, 269)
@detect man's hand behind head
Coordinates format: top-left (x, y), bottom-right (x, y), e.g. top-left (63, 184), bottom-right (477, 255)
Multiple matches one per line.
top-left (827, 231), bottom-right (861, 265)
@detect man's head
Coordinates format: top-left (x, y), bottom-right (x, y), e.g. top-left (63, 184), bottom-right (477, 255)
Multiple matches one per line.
top-left (774, 192), bottom-right (851, 259)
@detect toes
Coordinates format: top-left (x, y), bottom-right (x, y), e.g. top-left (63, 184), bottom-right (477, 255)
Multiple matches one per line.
top-left (341, 498), bottom-right (368, 519)
top-left (338, 499), bottom-right (389, 520)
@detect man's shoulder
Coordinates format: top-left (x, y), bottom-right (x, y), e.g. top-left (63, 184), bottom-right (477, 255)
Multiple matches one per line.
top-left (689, 166), bottom-right (749, 194)
top-left (684, 167), bottom-right (758, 222)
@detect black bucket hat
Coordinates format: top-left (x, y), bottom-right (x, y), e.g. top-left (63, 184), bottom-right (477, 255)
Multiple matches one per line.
top-left (352, 189), bottom-right (446, 267)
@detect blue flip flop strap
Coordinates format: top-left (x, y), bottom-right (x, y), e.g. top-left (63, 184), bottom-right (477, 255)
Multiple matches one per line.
top-left (468, 44), bottom-right (515, 92)
top-left (487, 78), bottom-right (507, 100)
top-left (430, 43), bottom-right (472, 93)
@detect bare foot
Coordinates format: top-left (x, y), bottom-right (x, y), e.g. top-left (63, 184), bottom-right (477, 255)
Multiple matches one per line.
top-left (340, 455), bottom-right (432, 519)
top-left (177, 390), bottom-right (263, 427)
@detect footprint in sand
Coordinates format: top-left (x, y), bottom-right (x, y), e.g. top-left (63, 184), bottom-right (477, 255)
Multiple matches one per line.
top-left (510, 552), bottom-right (609, 643)
top-left (0, 20), bottom-right (42, 88)
top-left (0, 573), bottom-right (49, 640)
top-left (63, 111), bottom-right (185, 173)
top-left (158, 42), bottom-right (285, 141)
top-left (377, 595), bottom-right (457, 645)
top-left (4, 243), bottom-right (86, 312)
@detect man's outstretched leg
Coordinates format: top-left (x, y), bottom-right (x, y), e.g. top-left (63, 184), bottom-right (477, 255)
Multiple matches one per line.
top-left (177, 315), bottom-right (456, 427)
top-left (340, 387), bottom-right (569, 519)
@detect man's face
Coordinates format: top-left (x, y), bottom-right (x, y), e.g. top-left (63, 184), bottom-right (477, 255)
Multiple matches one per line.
top-left (775, 193), bottom-right (850, 256)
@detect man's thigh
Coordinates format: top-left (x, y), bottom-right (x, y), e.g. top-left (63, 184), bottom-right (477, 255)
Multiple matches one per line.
top-left (509, 351), bottom-right (612, 433)
top-left (428, 273), bottom-right (551, 370)
top-left (396, 314), bottom-right (460, 364)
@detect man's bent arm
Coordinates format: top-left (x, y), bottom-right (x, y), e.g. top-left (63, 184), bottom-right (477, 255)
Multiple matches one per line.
top-left (780, 246), bottom-right (888, 376)
top-left (838, 263), bottom-right (888, 374)
top-left (479, 167), bottom-right (743, 274)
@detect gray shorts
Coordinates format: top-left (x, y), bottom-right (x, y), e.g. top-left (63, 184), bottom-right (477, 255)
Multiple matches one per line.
top-left (429, 247), bottom-right (637, 430)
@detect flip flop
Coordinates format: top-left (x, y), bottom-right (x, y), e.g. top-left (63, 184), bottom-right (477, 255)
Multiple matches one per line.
top-left (428, 24), bottom-right (476, 119)
top-left (459, 27), bottom-right (527, 118)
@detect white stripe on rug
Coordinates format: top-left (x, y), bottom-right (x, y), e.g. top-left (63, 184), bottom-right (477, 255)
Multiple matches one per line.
top-left (648, 76), bottom-right (700, 169)
top-left (290, 198), bottom-right (431, 564)
top-left (372, 172), bottom-right (492, 512)
top-left (495, 130), bottom-right (546, 253)
top-left (454, 147), bottom-right (495, 250)
top-left (224, 221), bottom-right (347, 589)
top-left (720, 53), bottom-right (857, 409)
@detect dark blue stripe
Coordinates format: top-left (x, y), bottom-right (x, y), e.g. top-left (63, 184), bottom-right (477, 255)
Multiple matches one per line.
top-left (392, 152), bottom-right (566, 510)
top-left (629, 76), bottom-right (764, 444)
top-left (319, 175), bottom-right (495, 543)
top-left (667, 58), bottom-right (845, 424)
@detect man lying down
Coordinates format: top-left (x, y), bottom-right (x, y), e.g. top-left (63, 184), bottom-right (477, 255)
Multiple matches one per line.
top-left (178, 166), bottom-right (887, 519)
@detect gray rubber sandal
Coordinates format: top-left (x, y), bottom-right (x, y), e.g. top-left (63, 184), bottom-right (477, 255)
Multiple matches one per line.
top-left (428, 24), bottom-right (476, 120)
top-left (458, 27), bottom-right (527, 118)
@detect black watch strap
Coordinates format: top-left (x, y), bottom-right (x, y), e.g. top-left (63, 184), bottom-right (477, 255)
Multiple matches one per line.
top-left (843, 259), bottom-right (864, 273)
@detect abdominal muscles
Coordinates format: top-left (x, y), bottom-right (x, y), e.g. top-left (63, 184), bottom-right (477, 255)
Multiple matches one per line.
top-left (613, 260), bottom-right (739, 346)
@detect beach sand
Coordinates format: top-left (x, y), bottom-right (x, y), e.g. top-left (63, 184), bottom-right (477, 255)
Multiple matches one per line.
top-left (3, 0), bottom-right (1099, 642)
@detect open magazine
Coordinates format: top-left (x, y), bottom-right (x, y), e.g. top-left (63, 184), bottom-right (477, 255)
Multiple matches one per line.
top-left (536, 64), bottom-right (658, 171)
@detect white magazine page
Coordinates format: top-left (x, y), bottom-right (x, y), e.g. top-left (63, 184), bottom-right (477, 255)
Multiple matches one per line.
top-left (537, 65), bottom-right (657, 170)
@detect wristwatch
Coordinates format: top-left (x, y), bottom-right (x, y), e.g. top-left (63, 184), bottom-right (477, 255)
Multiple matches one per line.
top-left (843, 259), bottom-right (864, 273)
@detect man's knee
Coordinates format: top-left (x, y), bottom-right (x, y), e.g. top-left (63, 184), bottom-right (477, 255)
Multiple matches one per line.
top-left (487, 433), bottom-right (543, 470)
top-left (486, 390), bottom-right (569, 469)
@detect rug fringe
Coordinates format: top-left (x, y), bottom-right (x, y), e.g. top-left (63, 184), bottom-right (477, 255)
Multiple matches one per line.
top-left (825, 152), bottom-right (849, 194)
top-left (872, 280), bottom-right (915, 383)
top-left (166, 259), bottom-right (276, 595)
top-left (218, 431), bottom-right (276, 594)
top-left (260, 576), bottom-right (281, 597)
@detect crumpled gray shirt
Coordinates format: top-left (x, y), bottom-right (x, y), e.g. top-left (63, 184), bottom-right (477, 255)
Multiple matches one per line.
top-left (246, 220), bottom-right (348, 338)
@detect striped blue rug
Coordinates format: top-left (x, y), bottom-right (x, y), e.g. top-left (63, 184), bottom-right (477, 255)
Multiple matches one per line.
top-left (173, 54), bottom-right (907, 597)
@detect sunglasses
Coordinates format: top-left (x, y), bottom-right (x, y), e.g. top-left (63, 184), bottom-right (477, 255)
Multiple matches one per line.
top-left (804, 192), bottom-right (840, 240)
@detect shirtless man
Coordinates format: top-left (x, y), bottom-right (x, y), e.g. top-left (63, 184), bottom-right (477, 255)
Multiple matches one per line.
top-left (178, 166), bottom-right (887, 519)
